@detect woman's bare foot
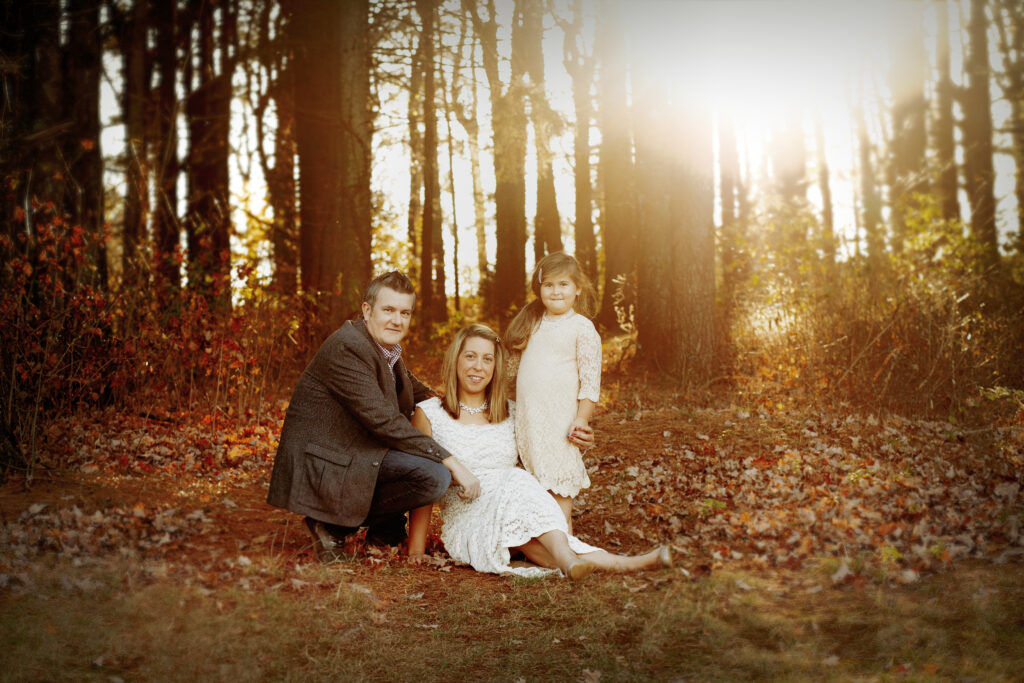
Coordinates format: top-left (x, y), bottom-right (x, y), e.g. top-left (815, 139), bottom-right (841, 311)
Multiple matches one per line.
top-left (565, 559), bottom-right (596, 580)
top-left (657, 545), bottom-right (672, 568)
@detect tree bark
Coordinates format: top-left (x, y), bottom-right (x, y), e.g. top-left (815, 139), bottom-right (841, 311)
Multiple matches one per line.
top-left (596, 0), bottom-right (635, 330)
top-left (933, 0), bottom-right (960, 224)
top-left (887, 4), bottom-right (928, 254)
top-left (962, 0), bottom-right (1000, 270)
top-left (153, 0), bottom-right (180, 293)
top-left (522, 0), bottom-right (562, 263)
top-left (465, 0), bottom-right (527, 318)
top-left (417, 0), bottom-right (444, 323)
top-left (122, 0), bottom-right (149, 273)
top-left (994, 0), bottom-right (1024, 249)
top-left (559, 0), bottom-right (596, 281)
top-left (65, 0), bottom-right (106, 288)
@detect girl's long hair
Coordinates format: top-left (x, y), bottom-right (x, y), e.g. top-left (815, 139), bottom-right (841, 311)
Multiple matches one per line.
top-left (440, 324), bottom-right (509, 423)
top-left (504, 252), bottom-right (596, 351)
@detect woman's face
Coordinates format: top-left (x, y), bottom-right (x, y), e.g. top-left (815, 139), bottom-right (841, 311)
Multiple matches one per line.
top-left (457, 336), bottom-right (496, 397)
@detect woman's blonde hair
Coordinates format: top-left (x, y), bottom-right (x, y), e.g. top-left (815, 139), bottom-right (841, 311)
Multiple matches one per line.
top-left (504, 252), bottom-right (596, 350)
top-left (440, 324), bottom-right (509, 423)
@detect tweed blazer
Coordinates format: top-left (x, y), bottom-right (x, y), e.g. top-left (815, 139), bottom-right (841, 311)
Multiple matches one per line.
top-left (267, 320), bottom-right (453, 527)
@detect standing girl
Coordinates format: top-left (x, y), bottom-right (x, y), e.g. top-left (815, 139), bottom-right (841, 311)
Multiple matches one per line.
top-left (505, 252), bottom-right (601, 534)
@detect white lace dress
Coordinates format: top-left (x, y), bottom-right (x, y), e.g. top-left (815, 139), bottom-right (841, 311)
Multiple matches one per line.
top-left (417, 397), bottom-right (600, 578)
top-left (513, 311), bottom-right (602, 497)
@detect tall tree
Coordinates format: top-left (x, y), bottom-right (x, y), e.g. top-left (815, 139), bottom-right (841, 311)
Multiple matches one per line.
top-left (465, 0), bottom-right (528, 317)
top-left (406, 21), bottom-right (425, 286)
top-left (634, 65), bottom-right (716, 382)
top-left (522, 0), bottom-right (562, 262)
top-left (185, 0), bottom-right (234, 306)
top-left (557, 0), bottom-right (596, 280)
top-left (291, 0), bottom-right (373, 329)
top-left (449, 10), bottom-right (490, 284)
top-left (814, 115), bottom-right (837, 270)
top-left (152, 0), bottom-right (180, 293)
top-left (65, 0), bottom-right (106, 287)
top-left (417, 0), bottom-right (445, 323)
top-left (994, 0), bottom-right (1024, 247)
top-left (119, 0), bottom-right (149, 274)
top-left (933, 0), bottom-right (960, 224)
top-left (596, 0), bottom-right (635, 330)
top-left (887, 4), bottom-right (928, 254)
top-left (856, 100), bottom-right (885, 284)
top-left (962, 0), bottom-right (1000, 269)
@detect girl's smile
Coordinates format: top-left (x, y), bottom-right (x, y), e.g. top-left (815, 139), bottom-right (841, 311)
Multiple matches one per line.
top-left (539, 272), bottom-right (579, 318)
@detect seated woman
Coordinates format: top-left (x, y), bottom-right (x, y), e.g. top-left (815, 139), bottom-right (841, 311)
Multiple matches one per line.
top-left (408, 323), bottom-right (670, 579)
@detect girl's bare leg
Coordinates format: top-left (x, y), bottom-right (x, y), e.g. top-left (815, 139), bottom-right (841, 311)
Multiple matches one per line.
top-left (513, 530), bottom-right (593, 579)
top-left (407, 504), bottom-right (432, 563)
top-left (551, 493), bottom-right (574, 535)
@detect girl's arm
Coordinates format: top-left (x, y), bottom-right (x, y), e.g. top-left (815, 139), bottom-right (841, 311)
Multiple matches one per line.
top-left (569, 399), bottom-right (596, 446)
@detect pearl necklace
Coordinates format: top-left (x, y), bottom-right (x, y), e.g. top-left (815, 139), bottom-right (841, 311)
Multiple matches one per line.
top-left (458, 400), bottom-right (488, 415)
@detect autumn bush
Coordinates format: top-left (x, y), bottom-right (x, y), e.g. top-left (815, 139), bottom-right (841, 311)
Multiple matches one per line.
top-left (732, 197), bottom-right (1024, 418)
top-left (0, 209), bottom-right (315, 478)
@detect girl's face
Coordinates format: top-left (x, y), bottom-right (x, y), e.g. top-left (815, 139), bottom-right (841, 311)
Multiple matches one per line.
top-left (539, 270), bottom-right (579, 317)
top-left (457, 336), bottom-right (496, 398)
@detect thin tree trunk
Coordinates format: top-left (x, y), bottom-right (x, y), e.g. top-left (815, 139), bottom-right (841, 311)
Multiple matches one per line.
top-left (153, 0), bottom-right (180, 293)
top-left (962, 0), bottom-right (1000, 270)
top-left (66, 0), bottom-right (106, 288)
top-left (559, 0), bottom-right (596, 281)
top-left (122, 0), bottom-right (149, 273)
top-left (814, 115), bottom-right (836, 270)
top-left (523, 0), bottom-right (562, 262)
top-left (888, 4), bottom-right (928, 254)
top-left (934, 0), bottom-right (960, 223)
top-left (994, 0), bottom-right (1024, 248)
top-left (417, 0), bottom-right (443, 323)
top-left (856, 102), bottom-right (884, 285)
top-left (407, 28), bottom-right (425, 285)
top-left (596, 0), bottom-right (635, 330)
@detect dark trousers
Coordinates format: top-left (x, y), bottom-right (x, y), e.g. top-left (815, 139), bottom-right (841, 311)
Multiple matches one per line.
top-left (323, 449), bottom-right (451, 543)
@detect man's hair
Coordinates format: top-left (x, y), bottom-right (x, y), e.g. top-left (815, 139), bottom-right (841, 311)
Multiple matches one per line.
top-left (364, 271), bottom-right (416, 309)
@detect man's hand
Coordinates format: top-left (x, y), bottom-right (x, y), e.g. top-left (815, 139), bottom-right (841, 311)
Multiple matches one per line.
top-left (445, 457), bottom-right (481, 501)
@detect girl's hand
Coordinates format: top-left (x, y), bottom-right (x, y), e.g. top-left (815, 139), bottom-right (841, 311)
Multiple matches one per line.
top-left (407, 551), bottom-right (428, 565)
top-left (567, 418), bottom-right (594, 449)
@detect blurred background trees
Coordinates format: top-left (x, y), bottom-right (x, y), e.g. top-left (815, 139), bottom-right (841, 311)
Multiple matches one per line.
top-left (2, 0), bottom-right (1024, 472)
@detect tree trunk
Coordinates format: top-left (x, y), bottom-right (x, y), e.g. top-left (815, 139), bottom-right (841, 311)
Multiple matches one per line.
top-left (417, 0), bottom-right (445, 323)
top-left (559, 0), bottom-right (596, 281)
top-left (65, 0), bottom-right (106, 288)
top-left (122, 0), bottom-right (149, 273)
top-left (466, 0), bottom-right (527, 318)
top-left (962, 0), bottom-right (1000, 270)
top-left (856, 103), bottom-right (884, 284)
top-left (718, 114), bottom-right (745, 334)
top-left (994, 0), bottom-right (1024, 249)
top-left (634, 74), bottom-right (716, 382)
top-left (407, 25), bottom-right (425, 286)
top-left (450, 10), bottom-right (489, 285)
top-left (887, 4), bottom-right (928, 254)
top-left (814, 115), bottom-right (836, 270)
top-left (596, 0), bottom-right (635, 330)
top-left (934, 0), bottom-right (960, 223)
top-left (523, 0), bottom-right (562, 263)
top-left (153, 0), bottom-right (180, 294)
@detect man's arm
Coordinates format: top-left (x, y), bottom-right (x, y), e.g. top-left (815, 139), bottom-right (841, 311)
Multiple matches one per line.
top-left (317, 337), bottom-right (451, 462)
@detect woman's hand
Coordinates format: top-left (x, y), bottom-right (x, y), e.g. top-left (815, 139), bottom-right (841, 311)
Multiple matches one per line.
top-left (445, 457), bottom-right (481, 501)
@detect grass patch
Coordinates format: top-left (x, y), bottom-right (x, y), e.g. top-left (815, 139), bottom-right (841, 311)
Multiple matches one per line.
top-left (2, 559), bottom-right (1023, 681)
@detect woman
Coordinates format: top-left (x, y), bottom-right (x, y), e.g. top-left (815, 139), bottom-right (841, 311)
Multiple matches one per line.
top-left (407, 324), bottom-right (670, 579)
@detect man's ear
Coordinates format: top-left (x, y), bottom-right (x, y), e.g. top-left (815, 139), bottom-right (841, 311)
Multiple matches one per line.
top-left (361, 301), bottom-right (371, 319)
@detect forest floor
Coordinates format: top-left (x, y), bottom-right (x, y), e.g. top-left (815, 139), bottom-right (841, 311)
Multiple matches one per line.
top-left (2, 366), bottom-right (1024, 681)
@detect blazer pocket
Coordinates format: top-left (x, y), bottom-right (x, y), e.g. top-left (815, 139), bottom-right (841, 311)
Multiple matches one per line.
top-left (297, 443), bottom-right (353, 512)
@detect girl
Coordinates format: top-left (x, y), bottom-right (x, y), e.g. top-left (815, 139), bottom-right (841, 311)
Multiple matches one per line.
top-left (505, 252), bottom-right (600, 534)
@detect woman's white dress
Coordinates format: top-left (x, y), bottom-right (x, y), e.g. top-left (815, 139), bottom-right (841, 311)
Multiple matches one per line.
top-left (514, 311), bottom-right (602, 497)
top-left (417, 397), bottom-right (600, 578)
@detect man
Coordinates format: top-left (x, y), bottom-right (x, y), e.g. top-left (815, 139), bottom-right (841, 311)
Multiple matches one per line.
top-left (267, 271), bottom-right (480, 561)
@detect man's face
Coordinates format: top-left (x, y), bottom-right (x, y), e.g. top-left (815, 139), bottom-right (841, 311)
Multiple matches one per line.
top-left (362, 287), bottom-right (415, 347)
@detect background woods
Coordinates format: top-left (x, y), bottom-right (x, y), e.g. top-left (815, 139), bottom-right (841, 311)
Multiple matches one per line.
top-left (2, 0), bottom-right (1024, 476)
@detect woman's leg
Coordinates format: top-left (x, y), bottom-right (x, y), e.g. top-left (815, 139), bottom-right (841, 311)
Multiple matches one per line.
top-left (513, 530), bottom-right (593, 579)
top-left (550, 493), bottom-right (574, 534)
top-left (577, 547), bottom-right (669, 572)
top-left (407, 504), bottom-right (432, 563)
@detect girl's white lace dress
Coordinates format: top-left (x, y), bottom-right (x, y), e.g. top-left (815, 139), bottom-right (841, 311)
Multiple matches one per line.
top-left (418, 397), bottom-right (600, 577)
top-left (514, 311), bottom-right (602, 497)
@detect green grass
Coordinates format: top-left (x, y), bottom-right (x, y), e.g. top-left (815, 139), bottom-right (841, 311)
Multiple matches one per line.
top-left (2, 558), bottom-right (1023, 681)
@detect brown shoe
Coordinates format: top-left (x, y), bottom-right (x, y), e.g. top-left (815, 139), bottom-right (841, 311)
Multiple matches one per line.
top-left (304, 517), bottom-right (342, 563)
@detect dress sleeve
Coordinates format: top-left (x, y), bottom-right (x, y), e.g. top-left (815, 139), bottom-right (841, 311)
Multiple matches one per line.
top-left (576, 320), bottom-right (602, 402)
